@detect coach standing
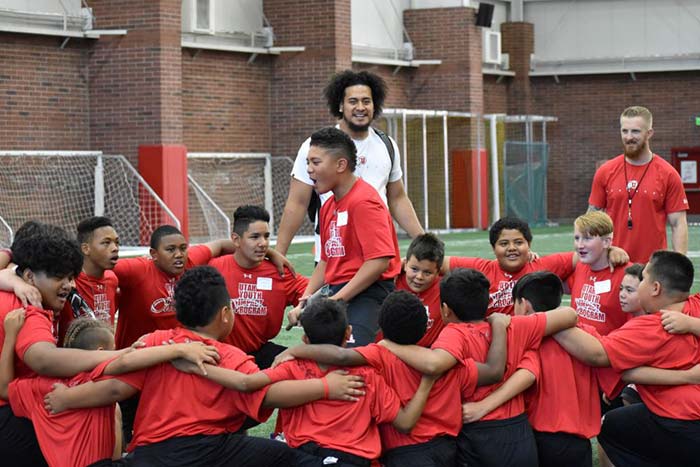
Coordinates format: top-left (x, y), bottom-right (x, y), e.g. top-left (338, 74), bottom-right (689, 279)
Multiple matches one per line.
top-left (588, 106), bottom-right (688, 263)
top-left (275, 70), bottom-right (424, 261)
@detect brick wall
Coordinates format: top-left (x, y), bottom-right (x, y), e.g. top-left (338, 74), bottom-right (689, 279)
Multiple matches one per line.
top-left (501, 22), bottom-right (533, 115)
top-left (532, 71), bottom-right (700, 221)
top-left (483, 75), bottom-right (509, 114)
top-left (0, 33), bottom-right (90, 150)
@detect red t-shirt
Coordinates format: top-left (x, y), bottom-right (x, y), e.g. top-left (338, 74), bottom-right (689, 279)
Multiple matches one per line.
top-left (0, 294), bottom-right (56, 407)
top-left (209, 256), bottom-right (308, 353)
top-left (449, 253), bottom-right (575, 316)
top-left (112, 245), bottom-right (212, 349)
top-left (354, 343), bottom-right (477, 451)
top-left (113, 328), bottom-right (273, 450)
top-left (526, 323), bottom-right (608, 438)
top-left (432, 313), bottom-right (547, 421)
top-left (599, 305), bottom-right (700, 420)
top-left (59, 270), bottom-right (119, 346)
top-left (320, 178), bottom-right (400, 284)
top-left (8, 360), bottom-right (116, 467)
top-left (375, 272), bottom-right (444, 347)
top-left (568, 262), bottom-right (630, 335)
top-left (589, 154), bottom-right (688, 263)
top-left (264, 359), bottom-right (401, 461)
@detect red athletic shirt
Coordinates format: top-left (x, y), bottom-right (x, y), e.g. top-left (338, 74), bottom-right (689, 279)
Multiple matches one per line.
top-left (320, 178), bottom-right (400, 284)
top-left (432, 313), bottom-right (547, 421)
top-left (354, 343), bottom-right (477, 451)
top-left (0, 295), bottom-right (58, 407)
top-left (598, 305), bottom-right (700, 420)
top-left (589, 154), bottom-right (688, 263)
top-left (59, 270), bottom-right (118, 346)
top-left (526, 323), bottom-right (606, 438)
top-left (375, 272), bottom-right (444, 347)
top-left (449, 253), bottom-right (575, 316)
top-left (8, 360), bottom-right (116, 467)
top-left (209, 256), bottom-right (308, 353)
top-left (568, 262), bottom-right (630, 335)
top-left (112, 245), bottom-right (212, 349)
top-left (264, 359), bottom-right (401, 461)
top-left (113, 328), bottom-right (273, 450)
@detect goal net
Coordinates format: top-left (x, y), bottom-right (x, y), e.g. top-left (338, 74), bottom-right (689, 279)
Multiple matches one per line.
top-left (187, 153), bottom-right (314, 238)
top-left (0, 151), bottom-right (180, 247)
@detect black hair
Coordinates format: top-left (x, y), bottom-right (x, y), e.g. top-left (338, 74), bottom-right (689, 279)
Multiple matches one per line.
top-left (646, 251), bottom-right (693, 295)
top-left (439, 268), bottom-right (490, 322)
top-left (512, 271), bottom-right (563, 312)
top-left (300, 298), bottom-right (348, 346)
top-left (150, 225), bottom-right (184, 249)
top-left (174, 266), bottom-right (231, 328)
top-left (310, 127), bottom-right (358, 172)
top-left (324, 70), bottom-right (387, 119)
top-left (11, 221), bottom-right (65, 252)
top-left (624, 263), bottom-right (644, 281)
top-left (405, 233), bottom-right (444, 268)
top-left (77, 216), bottom-right (114, 244)
top-left (13, 231), bottom-right (83, 279)
top-left (233, 205), bottom-right (270, 237)
top-left (378, 290), bottom-right (427, 345)
top-left (63, 317), bottom-right (114, 349)
top-left (488, 217), bottom-right (533, 247)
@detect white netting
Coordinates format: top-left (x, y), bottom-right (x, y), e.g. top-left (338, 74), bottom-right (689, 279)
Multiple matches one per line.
top-left (0, 152), bottom-right (180, 247)
top-left (0, 215), bottom-right (12, 248)
top-left (187, 153), bottom-right (314, 236)
top-left (188, 174), bottom-right (231, 244)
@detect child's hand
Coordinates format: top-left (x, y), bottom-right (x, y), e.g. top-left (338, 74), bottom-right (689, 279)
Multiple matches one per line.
top-left (266, 249), bottom-right (296, 278)
top-left (286, 305), bottom-right (303, 331)
top-left (325, 370), bottom-right (365, 402)
top-left (175, 342), bottom-right (220, 375)
top-left (44, 382), bottom-right (70, 414)
top-left (13, 282), bottom-right (42, 308)
top-left (462, 401), bottom-right (489, 424)
top-left (3, 308), bottom-right (26, 338)
top-left (271, 349), bottom-right (295, 368)
top-left (170, 358), bottom-right (204, 375)
top-left (661, 310), bottom-right (693, 334)
top-left (527, 251), bottom-right (540, 262)
top-left (486, 312), bottom-right (511, 328)
top-left (607, 246), bottom-right (630, 271)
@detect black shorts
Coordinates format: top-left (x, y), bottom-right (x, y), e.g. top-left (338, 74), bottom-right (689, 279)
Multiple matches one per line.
top-left (329, 279), bottom-right (394, 348)
top-left (0, 404), bottom-right (47, 467)
top-left (296, 441), bottom-right (371, 467)
top-left (621, 384), bottom-right (643, 405)
top-left (457, 413), bottom-right (538, 467)
top-left (250, 341), bottom-right (287, 370)
top-left (382, 436), bottom-right (456, 467)
top-left (598, 403), bottom-right (700, 467)
top-left (533, 431), bottom-right (591, 467)
top-left (119, 395), bottom-right (140, 448)
top-left (128, 432), bottom-right (316, 467)
top-left (88, 459), bottom-right (130, 467)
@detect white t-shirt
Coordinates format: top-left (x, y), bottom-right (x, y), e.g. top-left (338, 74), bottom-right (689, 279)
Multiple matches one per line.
top-left (290, 126), bottom-right (403, 261)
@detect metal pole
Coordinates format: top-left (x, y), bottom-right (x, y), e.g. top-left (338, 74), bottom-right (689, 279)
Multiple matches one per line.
top-left (443, 113), bottom-right (450, 230)
top-left (489, 114), bottom-right (501, 222)
top-left (402, 110), bottom-right (408, 190)
top-left (94, 155), bottom-right (105, 216)
top-left (422, 113), bottom-right (429, 230)
top-left (264, 155), bottom-right (274, 235)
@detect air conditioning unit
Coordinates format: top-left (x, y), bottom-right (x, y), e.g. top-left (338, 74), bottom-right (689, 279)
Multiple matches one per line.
top-left (500, 52), bottom-right (510, 70)
top-left (402, 42), bottom-right (414, 61)
top-left (482, 29), bottom-right (501, 65)
top-left (190, 0), bottom-right (215, 34)
top-left (260, 26), bottom-right (274, 48)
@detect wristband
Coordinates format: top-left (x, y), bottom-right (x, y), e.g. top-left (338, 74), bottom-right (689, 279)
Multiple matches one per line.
top-left (322, 376), bottom-right (330, 399)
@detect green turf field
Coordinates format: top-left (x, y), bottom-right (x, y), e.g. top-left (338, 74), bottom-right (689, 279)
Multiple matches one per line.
top-left (249, 224), bottom-right (700, 464)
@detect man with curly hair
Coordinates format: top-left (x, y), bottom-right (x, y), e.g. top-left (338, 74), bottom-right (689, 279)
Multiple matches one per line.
top-left (276, 70), bottom-right (423, 262)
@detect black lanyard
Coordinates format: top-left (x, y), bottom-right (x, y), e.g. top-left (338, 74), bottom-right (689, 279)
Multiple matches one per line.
top-left (623, 156), bottom-right (654, 230)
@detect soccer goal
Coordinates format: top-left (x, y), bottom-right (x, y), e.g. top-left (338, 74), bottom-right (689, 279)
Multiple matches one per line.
top-left (0, 215), bottom-right (12, 248)
top-left (0, 151), bottom-right (180, 247)
top-left (187, 153), bottom-right (314, 238)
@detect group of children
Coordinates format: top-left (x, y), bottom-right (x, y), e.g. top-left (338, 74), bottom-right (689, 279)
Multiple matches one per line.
top-left (0, 126), bottom-right (699, 466)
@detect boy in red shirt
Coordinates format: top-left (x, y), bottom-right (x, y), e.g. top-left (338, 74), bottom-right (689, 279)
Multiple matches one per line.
top-left (554, 250), bottom-right (700, 466)
top-left (44, 266), bottom-right (360, 467)
top-left (568, 211), bottom-right (631, 336)
top-left (0, 229), bottom-right (124, 467)
top-left (287, 127), bottom-right (401, 347)
top-left (210, 205), bottom-right (308, 368)
top-left (442, 217), bottom-right (585, 316)
top-left (2, 313), bottom-right (220, 467)
top-left (267, 290), bottom-right (508, 466)
top-left (381, 268), bottom-right (579, 467)
top-left (58, 216), bottom-right (120, 345)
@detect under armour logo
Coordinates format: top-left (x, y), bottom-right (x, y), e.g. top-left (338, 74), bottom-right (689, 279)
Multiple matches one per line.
top-left (243, 273), bottom-right (253, 279)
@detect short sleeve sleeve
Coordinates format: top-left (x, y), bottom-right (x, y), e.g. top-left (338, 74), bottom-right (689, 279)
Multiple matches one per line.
top-left (112, 258), bottom-right (147, 288)
top-left (588, 164), bottom-right (608, 208)
top-left (459, 358), bottom-right (479, 399)
top-left (388, 137), bottom-right (403, 183)
top-left (664, 166), bottom-right (689, 213)
top-left (15, 309), bottom-right (56, 360)
top-left (352, 201), bottom-right (397, 261)
top-left (449, 256), bottom-right (490, 272)
top-left (263, 362), bottom-right (296, 384)
top-left (284, 272), bottom-right (310, 306)
top-left (518, 350), bottom-right (541, 381)
top-left (353, 344), bottom-right (384, 372)
top-left (538, 252), bottom-right (576, 281)
top-left (368, 371), bottom-right (401, 424)
top-left (291, 139), bottom-right (314, 185)
top-left (187, 244), bottom-right (213, 267)
top-left (431, 326), bottom-right (468, 362)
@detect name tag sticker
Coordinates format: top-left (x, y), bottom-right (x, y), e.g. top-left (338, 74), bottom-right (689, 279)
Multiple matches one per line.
top-left (256, 277), bottom-right (273, 290)
top-left (337, 211), bottom-right (348, 226)
top-left (594, 279), bottom-right (611, 294)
